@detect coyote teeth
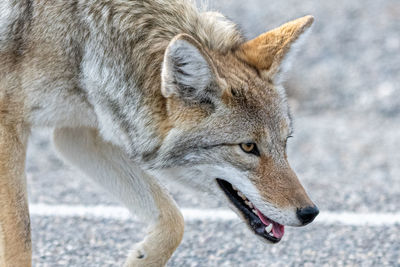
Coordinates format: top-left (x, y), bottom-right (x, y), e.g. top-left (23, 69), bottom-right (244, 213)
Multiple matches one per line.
top-left (237, 191), bottom-right (246, 200)
top-left (247, 201), bottom-right (254, 209)
top-left (265, 224), bottom-right (273, 233)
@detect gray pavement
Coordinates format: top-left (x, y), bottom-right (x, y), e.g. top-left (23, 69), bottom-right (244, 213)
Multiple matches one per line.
top-left (26, 0), bottom-right (400, 266)
top-left (31, 216), bottom-right (400, 267)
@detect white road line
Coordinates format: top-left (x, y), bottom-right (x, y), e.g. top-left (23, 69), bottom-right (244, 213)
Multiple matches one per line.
top-left (29, 204), bottom-right (400, 226)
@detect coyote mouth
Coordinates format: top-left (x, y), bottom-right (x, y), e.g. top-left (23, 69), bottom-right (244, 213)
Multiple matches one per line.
top-left (216, 179), bottom-right (284, 243)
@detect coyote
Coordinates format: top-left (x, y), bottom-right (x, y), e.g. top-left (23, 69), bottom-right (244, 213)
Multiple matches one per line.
top-left (0, 0), bottom-right (319, 266)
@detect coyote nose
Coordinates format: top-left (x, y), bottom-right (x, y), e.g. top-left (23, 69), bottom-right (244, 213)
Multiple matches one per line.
top-left (297, 206), bottom-right (319, 225)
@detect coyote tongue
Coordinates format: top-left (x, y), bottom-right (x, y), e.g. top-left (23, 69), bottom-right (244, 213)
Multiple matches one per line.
top-left (256, 209), bottom-right (285, 239)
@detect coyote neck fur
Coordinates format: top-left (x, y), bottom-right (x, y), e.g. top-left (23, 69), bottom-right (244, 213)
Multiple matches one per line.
top-left (73, 0), bottom-right (243, 160)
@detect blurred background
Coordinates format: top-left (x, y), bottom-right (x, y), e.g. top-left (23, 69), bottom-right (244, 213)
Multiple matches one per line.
top-left (27, 0), bottom-right (399, 266)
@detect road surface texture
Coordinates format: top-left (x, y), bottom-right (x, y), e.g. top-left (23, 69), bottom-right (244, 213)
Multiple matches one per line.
top-left (25, 0), bottom-right (399, 266)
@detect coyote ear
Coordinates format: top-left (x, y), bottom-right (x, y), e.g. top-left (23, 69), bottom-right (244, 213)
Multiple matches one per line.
top-left (237, 15), bottom-right (314, 82)
top-left (161, 34), bottom-right (214, 102)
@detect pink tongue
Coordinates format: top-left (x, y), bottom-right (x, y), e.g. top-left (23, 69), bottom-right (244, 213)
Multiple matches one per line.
top-left (272, 223), bottom-right (285, 239)
top-left (256, 209), bottom-right (271, 225)
top-left (256, 209), bottom-right (285, 239)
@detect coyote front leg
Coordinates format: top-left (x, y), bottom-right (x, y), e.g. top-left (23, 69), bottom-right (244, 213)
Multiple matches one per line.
top-left (0, 121), bottom-right (31, 267)
top-left (53, 127), bottom-right (184, 267)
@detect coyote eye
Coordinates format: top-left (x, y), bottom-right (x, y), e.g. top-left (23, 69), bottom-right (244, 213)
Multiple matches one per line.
top-left (240, 143), bottom-right (260, 156)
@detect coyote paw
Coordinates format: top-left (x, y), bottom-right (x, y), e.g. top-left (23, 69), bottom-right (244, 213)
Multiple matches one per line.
top-left (132, 242), bottom-right (147, 259)
top-left (124, 242), bottom-right (150, 267)
top-left (124, 240), bottom-right (174, 267)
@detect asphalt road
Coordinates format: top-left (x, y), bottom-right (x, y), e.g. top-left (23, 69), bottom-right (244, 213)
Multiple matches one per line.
top-left (24, 0), bottom-right (400, 266)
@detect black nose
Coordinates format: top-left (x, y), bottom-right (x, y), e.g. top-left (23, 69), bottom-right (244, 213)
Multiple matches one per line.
top-left (297, 206), bottom-right (319, 225)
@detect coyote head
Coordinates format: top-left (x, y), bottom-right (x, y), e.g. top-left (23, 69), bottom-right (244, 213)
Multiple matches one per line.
top-left (156, 16), bottom-right (318, 243)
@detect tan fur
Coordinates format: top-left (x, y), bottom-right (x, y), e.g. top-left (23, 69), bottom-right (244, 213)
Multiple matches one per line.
top-left (251, 157), bottom-right (312, 209)
top-left (0, 101), bottom-right (31, 267)
top-left (237, 15), bottom-right (314, 76)
top-left (167, 98), bottom-right (211, 128)
top-left (0, 38), bottom-right (31, 265)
